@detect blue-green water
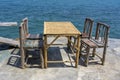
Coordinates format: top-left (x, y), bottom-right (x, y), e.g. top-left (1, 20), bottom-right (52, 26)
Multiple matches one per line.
top-left (0, 0), bottom-right (120, 39)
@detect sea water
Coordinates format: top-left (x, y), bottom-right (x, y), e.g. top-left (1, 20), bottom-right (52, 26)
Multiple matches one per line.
top-left (0, 0), bottom-right (120, 39)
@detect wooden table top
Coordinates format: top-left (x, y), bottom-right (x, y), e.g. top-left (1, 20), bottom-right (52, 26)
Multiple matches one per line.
top-left (44, 22), bottom-right (81, 35)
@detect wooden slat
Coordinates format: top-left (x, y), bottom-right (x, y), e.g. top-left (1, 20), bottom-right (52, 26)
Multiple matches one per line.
top-left (81, 39), bottom-right (97, 47)
top-left (27, 34), bottom-right (43, 40)
top-left (83, 18), bottom-right (94, 38)
top-left (47, 35), bottom-right (60, 49)
top-left (22, 17), bottom-right (29, 35)
top-left (90, 39), bottom-right (104, 47)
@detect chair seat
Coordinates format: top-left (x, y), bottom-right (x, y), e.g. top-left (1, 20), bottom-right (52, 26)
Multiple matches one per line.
top-left (27, 33), bottom-right (43, 40)
top-left (81, 39), bottom-right (97, 48)
top-left (81, 39), bottom-right (105, 48)
top-left (24, 40), bottom-right (43, 48)
top-left (90, 39), bottom-right (104, 47)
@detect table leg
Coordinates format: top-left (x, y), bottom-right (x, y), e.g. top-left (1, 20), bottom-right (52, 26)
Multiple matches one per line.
top-left (44, 35), bottom-right (47, 68)
top-left (75, 35), bottom-right (80, 68)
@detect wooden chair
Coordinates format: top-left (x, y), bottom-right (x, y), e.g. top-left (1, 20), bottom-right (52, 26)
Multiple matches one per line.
top-left (73, 18), bottom-right (94, 50)
top-left (22, 17), bottom-right (43, 40)
top-left (19, 22), bottom-right (44, 69)
top-left (82, 18), bottom-right (94, 39)
top-left (79, 22), bottom-right (110, 66)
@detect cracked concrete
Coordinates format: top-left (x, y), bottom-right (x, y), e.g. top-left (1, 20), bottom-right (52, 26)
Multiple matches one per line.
top-left (0, 38), bottom-right (120, 80)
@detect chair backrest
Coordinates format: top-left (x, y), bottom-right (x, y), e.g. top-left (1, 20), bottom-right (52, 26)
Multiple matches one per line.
top-left (19, 22), bottom-right (28, 68)
top-left (95, 22), bottom-right (110, 46)
top-left (22, 17), bottom-right (29, 35)
top-left (83, 18), bottom-right (94, 38)
top-left (19, 22), bottom-right (26, 48)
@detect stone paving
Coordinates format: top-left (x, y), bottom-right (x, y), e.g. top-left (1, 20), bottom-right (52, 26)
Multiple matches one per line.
top-left (0, 38), bottom-right (120, 80)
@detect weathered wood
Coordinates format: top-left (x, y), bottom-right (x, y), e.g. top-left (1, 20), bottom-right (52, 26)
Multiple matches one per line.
top-left (44, 35), bottom-right (47, 68)
top-left (40, 48), bottom-right (44, 68)
top-left (75, 35), bottom-right (80, 68)
top-left (81, 39), bottom-right (97, 48)
top-left (0, 22), bottom-right (17, 26)
top-left (80, 22), bottom-right (110, 66)
top-left (22, 17), bottom-right (29, 35)
top-left (44, 22), bottom-right (81, 68)
top-left (81, 33), bottom-right (89, 38)
top-left (19, 22), bottom-right (44, 69)
top-left (22, 17), bottom-right (43, 40)
top-left (82, 18), bottom-right (94, 38)
top-left (27, 34), bottom-right (43, 40)
top-left (85, 47), bottom-right (90, 67)
top-left (0, 37), bottom-right (19, 47)
top-left (19, 22), bottom-right (25, 68)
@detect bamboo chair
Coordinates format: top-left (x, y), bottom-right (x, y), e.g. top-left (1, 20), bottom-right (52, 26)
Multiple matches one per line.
top-left (82, 18), bottom-right (94, 39)
top-left (79, 22), bottom-right (110, 66)
top-left (19, 22), bottom-right (44, 69)
top-left (22, 17), bottom-right (43, 40)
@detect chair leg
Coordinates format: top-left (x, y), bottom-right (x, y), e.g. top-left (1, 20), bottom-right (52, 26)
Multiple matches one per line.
top-left (21, 48), bottom-right (25, 69)
top-left (24, 49), bottom-right (27, 59)
top-left (40, 49), bottom-right (44, 68)
top-left (92, 48), bottom-right (96, 57)
top-left (102, 47), bottom-right (107, 65)
top-left (79, 43), bottom-right (83, 59)
top-left (67, 36), bottom-right (71, 50)
top-left (85, 46), bottom-right (90, 67)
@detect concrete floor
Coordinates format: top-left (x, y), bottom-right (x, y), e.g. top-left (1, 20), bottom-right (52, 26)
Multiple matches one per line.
top-left (0, 38), bottom-right (120, 80)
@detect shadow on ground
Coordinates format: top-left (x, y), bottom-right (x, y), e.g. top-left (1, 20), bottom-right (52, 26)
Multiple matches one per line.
top-left (0, 43), bottom-right (14, 51)
top-left (7, 46), bottom-right (80, 68)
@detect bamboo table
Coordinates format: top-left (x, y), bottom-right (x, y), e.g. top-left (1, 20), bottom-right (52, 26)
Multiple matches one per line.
top-left (44, 22), bottom-right (81, 68)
